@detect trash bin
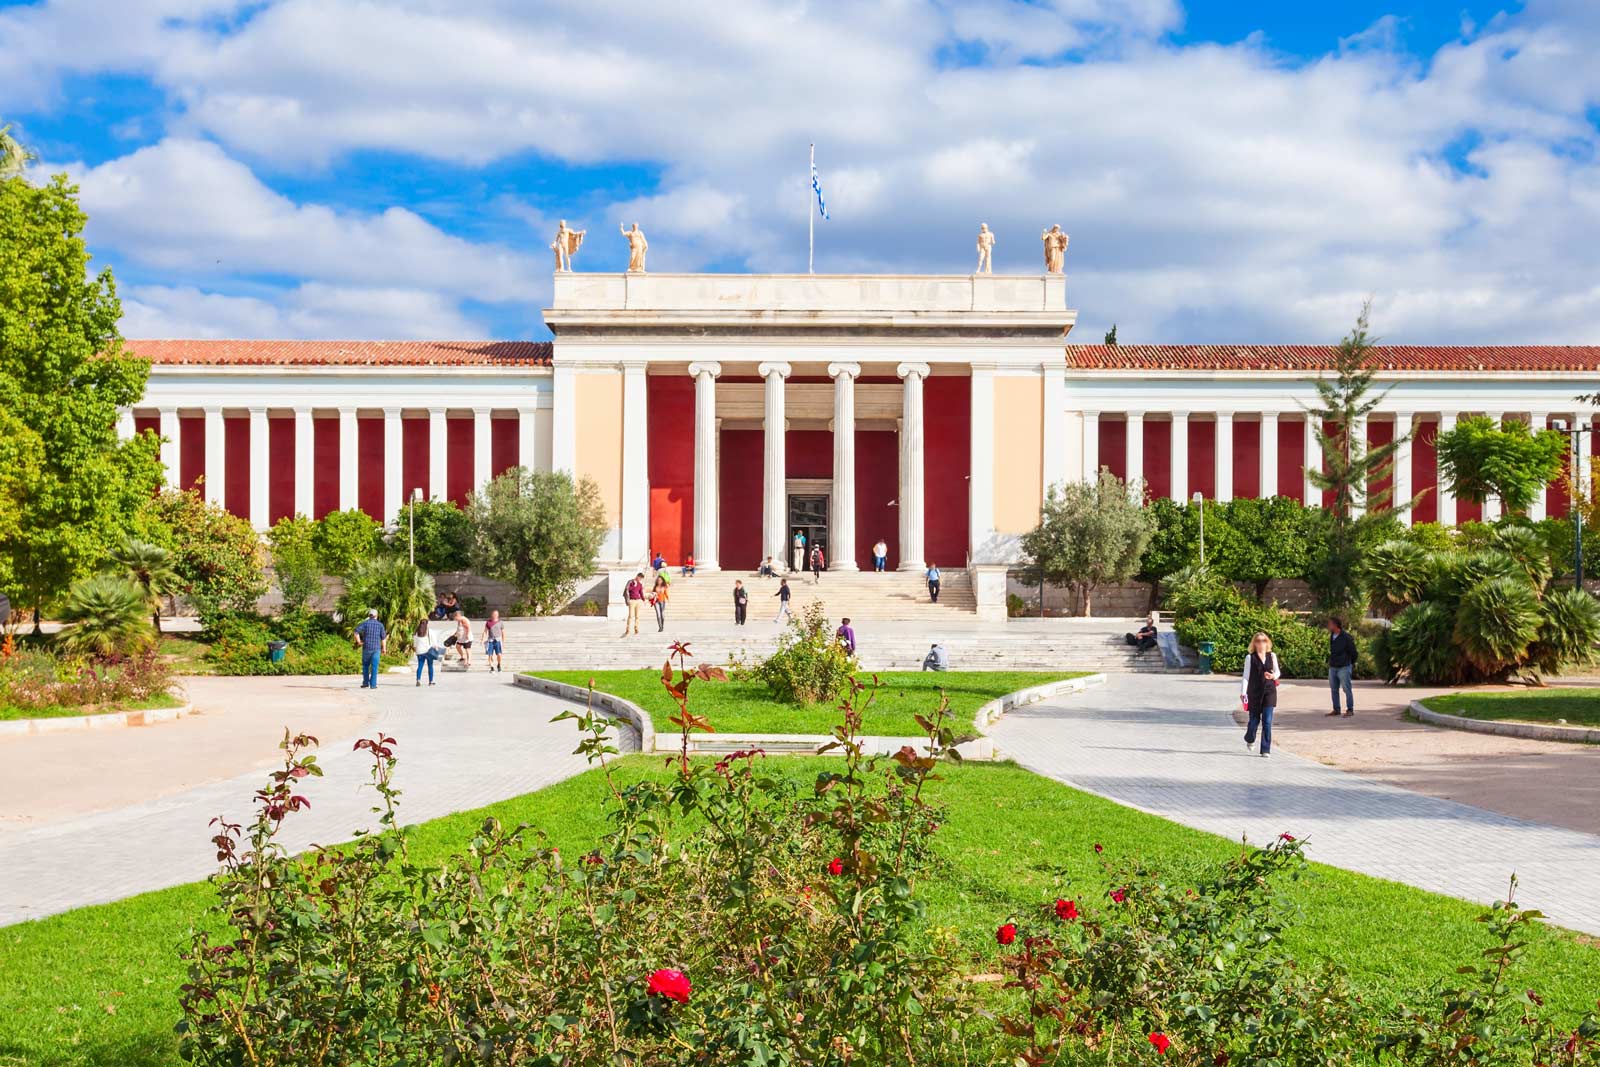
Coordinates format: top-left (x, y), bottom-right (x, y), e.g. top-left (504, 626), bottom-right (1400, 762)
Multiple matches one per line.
top-left (1196, 639), bottom-right (1216, 675)
top-left (267, 640), bottom-right (288, 664)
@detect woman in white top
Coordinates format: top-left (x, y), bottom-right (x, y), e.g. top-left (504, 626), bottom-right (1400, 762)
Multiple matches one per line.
top-left (872, 540), bottom-right (888, 572)
top-left (1240, 631), bottom-right (1281, 758)
top-left (413, 619), bottom-right (439, 687)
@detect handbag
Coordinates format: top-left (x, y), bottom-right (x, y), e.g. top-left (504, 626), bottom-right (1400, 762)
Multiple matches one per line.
top-left (443, 634), bottom-right (457, 648)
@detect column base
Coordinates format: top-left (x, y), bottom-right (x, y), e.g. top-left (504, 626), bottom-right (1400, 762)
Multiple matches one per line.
top-left (897, 561), bottom-right (927, 573)
top-left (828, 561), bottom-right (859, 572)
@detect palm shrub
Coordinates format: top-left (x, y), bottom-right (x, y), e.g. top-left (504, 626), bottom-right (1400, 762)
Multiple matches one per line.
top-left (1453, 577), bottom-right (1545, 679)
top-left (1528, 587), bottom-right (1600, 676)
top-left (1379, 601), bottom-right (1463, 685)
top-left (1357, 539), bottom-right (1434, 614)
top-left (108, 536), bottom-right (181, 630)
top-left (339, 556), bottom-right (435, 639)
top-left (1490, 524), bottom-right (1555, 589)
top-left (58, 573), bottom-right (155, 659)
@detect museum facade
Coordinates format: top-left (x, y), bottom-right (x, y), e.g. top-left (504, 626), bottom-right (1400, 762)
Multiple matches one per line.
top-left (124, 270), bottom-right (1600, 586)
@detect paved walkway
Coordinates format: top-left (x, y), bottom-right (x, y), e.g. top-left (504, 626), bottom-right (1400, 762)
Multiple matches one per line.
top-left (990, 673), bottom-right (1600, 937)
top-left (0, 673), bottom-right (608, 926)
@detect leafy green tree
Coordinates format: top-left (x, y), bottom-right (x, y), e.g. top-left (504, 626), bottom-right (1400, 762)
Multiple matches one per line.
top-left (1137, 497), bottom-right (1237, 585)
top-left (1103, 323), bottom-right (1118, 345)
top-left (133, 489), bottom-right (267, 626)
top-left (108, 537), bottom-right (182, 630)
top-left (1021, 470), bottom-right (1156, 616)
top-left (391, 498), bottom-right (473, 572)
top-left (267, 516), bottom-right (322, 615)
top-left (1212, 497), bottom-right (1314, 599)
top-left (339, 556), bottom-right (434, 639)
top-left (58, 573), bottom-right (154, 659)
top-left (1434, 415), bottom-right (1567, 516)
top-left (467, 468), bottom-right (607, 616)
top-left (0, 160), bottom-right (164, 628)
top-left (312, 509), bottom-right (383, 577)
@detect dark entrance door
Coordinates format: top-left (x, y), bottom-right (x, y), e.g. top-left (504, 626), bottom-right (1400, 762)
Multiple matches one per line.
top-left (787, 494), bottom-right (829, 570)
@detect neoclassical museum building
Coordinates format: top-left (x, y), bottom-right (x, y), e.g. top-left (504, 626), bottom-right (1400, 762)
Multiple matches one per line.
top-left (124, 269), bottom-right (1600, 612)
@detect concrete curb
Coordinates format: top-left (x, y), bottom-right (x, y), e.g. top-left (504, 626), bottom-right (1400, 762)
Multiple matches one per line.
top-left (514, 674), bottom-right (655, 753)
top-left (973, 673), bottom-right (1108, 733)
top-left (0, 700), bottom-right (193, 736)
top-left (1409, 699), bottom-right (1600, 744)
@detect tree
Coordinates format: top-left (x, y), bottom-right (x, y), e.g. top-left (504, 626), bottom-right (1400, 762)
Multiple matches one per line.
top-left (339, 556), bottom-right (434, 639)
top-left (1305, 304), bottom-right (1412, 610)
top-left (1021, 470), bottom-right (1156, 616)
top-left (313, 509), bottom-right (383, 577)
top-left (0, 160), bottom-right (164, 628)
top-left (1434, 415), bottom-right (1566, 516)
top-left (391, 498), bottom-right (473, 572)
top-left (1103, 324), bottom-right (1118, 345)
top-left (108, 537), bottom-right (182, 630)
top-left (468, 468), bottom-right (607, 616)
top-left (1211, 497), bottom-right (1314, 599)
top-left (267, 516), bottom-right (322, 615)
top-left (133, 489), bottom-right (267, 625)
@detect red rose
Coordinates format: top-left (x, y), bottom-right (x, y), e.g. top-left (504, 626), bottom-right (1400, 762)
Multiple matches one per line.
top-left (647, 968), bottom-right (691, 1004)
top-left (996, 923), bottom-right (1018, 945)
top-left (1093, 843), bottom-right (1104, 854)
top-left (1110, 888), bottom-right (1127, 904)
top-left (1279, 832), bottom-right (1295, 842)
top-left (1149, 1032), bottom-right (1171, 1054)
top-left (827, 857), bottom-right (844, 877)
top-left (1054, 898), bottom-right (1079, 921)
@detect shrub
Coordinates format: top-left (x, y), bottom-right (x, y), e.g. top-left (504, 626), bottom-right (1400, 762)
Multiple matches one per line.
top-left (0, 647), bottom-right (171, 713)
top-left (267, 515), bottom-right (322, 614)
top-left (312, 508), bottom-right (383, 577)
top-left (391, 498), bottom-right (473, 572)
top-left (339, 556), bottom-right (435, 639)
top-left (468, 467), bottom-right (607, 615)
top-left (203, 613), bottom-right (391, 677)
top-left (134, 488), bottom-right (267, 624)
top-left (1161, 563), bottom-right (1246, 618)
top-left (1006, 592), bottom-right (1029, 618)
top-left (753, 601), bottom-right (858, 704)
top-left (57, 573), bottom-right (155, 659)
top-left (1492, 523), bottom-right (1555, 589)
top-left (1358, 539), bottom-right (1435, 613)
top-left (1401, 521), bottom-right (1456, 553)
top-left (1173, 599), bottom-right (1326, 678)
top-left (1381, 601), bottom-right (1463, 685)
top-left (1453, 576), bottom-right (1544, 678)
top-left (107, 536), bottom-right (181, 629)
top-left (1528, 587), bottom-right (1600, 676)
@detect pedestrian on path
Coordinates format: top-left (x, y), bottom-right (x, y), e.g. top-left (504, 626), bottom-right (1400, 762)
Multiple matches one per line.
top-left (809, 544), bottom-right (825, 583)
top-left (926, 563), bottom-right (941, 603)
top-left (872, 539), bottom-right (888, 572)
top-left (1241, 631), bottom-right (1280, 758)
top-left (651, 572), bottom-right (670, 632)
top-left (353, 608), bottom-right (387, 689)
top-left (622, 572), bottom-right (646, 637)
top-left (413, 618), bottom-right (440, 686)
top-left (733, 579), bottom-right (748, 625)
top-left (651, 549), bottom-right (666, 572)
top-left (774, 577), bottom-right (792, 623)
top-left (836, 617), bottom-right (856, 654)
top-left (1327, 617), bottom-right (1357, 717)
top-left (482, 610), bottom-right (506, 673)
top-left (792, 530), bottom-right (807, 572)
top-left (451, 609), bottom-right (473, 669)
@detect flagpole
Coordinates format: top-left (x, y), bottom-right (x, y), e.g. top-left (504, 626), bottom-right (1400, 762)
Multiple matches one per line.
top-left (808, 143), bottom-right (815, 274)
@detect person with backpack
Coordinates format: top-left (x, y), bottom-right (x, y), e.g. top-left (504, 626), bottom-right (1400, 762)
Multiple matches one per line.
top-left (809, 543), bottom-right (825, 583)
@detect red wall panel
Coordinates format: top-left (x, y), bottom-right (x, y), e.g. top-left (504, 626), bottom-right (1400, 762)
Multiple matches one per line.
top-left (1543, 417), bottom-right (1570, 519)
top-left (491, 418), bottom-right (519, 479)
top-left (785, 429), bottom-right (832, 479)
top-left (1143, 420), bottom-right (1171, 500)
top-left (134, 414), bottom-right (159, 438)
top-left (719, 428), bottom-right (764, 571)
top-left (1099, 419), bottom-right (1127, 481)
top-left (1234, 421), bottom-right (1261, 499)
top-left (1277, 419), bottom-right (1306, 500)
top-left (313, 418), bottom-right (339, 518)
top-left (1188, 419), bottom-right (1216, 501)
top-left (358, 416), bottom-right (384, 520)
top-left (1413, 419), bottom-right (1439, 524)
top-left (268, 417), bottom-right (295, 524)
top-left (224, 415), bottom-right (250, 520)
top-left (179, 415), bottom-right (205, 491)
top-left (648, 375), bottom-right (695, 564)
top-left (856, 430), bottom-right (899, 569)
top-left (446, 417), bottom-right (473, 507)
top-left (401, 417), bottom-right (428, 504)
top-left (923, 376), bottom-right (970, 567)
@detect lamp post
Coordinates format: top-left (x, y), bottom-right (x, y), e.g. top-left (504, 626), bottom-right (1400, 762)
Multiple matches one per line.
top-left (1553, 420), bottom-right (1591, 589)
top-left (1192, 491), bottom-right (1206, 566)
top-left (408, 487), bottom-right (423, 567)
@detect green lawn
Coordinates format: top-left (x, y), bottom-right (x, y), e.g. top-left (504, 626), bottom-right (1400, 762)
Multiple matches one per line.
top-left (1423, 688), bottom-right (1600, 728)
top-left (2, 756), bottom-right (1596, 1067)
top-left (527, 669), bottom-right (1091, 734)
top-left (0, 691), bottom-right (184, 723)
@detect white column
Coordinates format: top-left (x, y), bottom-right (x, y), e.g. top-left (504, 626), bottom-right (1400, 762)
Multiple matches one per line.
top-left (116, 409), bottom-right (135, 442)
top-left (1482, 412), bottom-right (1504, 521)
top-left (1126, 412), bottom-right (1145, 492)
top-left (1081, 412), bottom-right (1100, 481)
top-left (1303, 417), bottom-right (1319, 506)
top-left (382, 407), bottom-right (403, 525)
top-left (1437, 412), bottom-right (1458, 526)
top-left (827, 362), bottom-right (858, 571)
top-left (293, 408), bottom-right (314, 518)
top-left (968, 364), bottom-right (996, 560)
top-left (1530, 415), bottom-right (1548, 522)
top-left (1259, 412), bottom-right (1279, 500)
top-left (1169, 412), bottom-right (1189, 503)
top-left (689, 362), bottom-right (723, 571)
top-left (897, 362), bottom-right (929, 571)
top-left (759, 361), bottom-right (792, 567)
top-left (1214, 413), bottom-right (1233, 502)
top-left (158, 408), bottom-right (180, 489)
top-left (1393, 413), bottom-right (1414, 525)
top-left (1579, 416), bottom-right (1595, 518)
top-left (550, 364), bottom-right (576, 474)
top-left (338, 407), bottom-right (358, 512)
top-left (203, 406), bottom-right (225, 507)
top-left (427, 408), bottom-right (447, 500)
top-left (517, 407), bottom-right (537, 472)
top-left (1041, 361), bottom-right (1068, 493)
top-left (619, 363), bottom-right (650, 564)
top-left (248, 407), bottom-right (270, 531)
top-left (472, 407), bottom-right (493, 492)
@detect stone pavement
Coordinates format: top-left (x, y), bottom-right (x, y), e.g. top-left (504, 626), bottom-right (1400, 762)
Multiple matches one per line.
top-left (0, 673), bottom-right (607, 926)
top-left (989, 673), bottom-right (1600, 937)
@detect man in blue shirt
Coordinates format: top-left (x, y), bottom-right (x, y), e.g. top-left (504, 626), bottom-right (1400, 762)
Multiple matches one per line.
top-left (353, 609), bottom-right (387, 689)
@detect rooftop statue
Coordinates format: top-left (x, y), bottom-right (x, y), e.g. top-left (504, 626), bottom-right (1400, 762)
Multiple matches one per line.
top-left (975, 223), bottom-right (995, 274)
top-left (1041, 224), bottom-right (1069, 274)
top-left (620, 222), bottom-right (648, 273)
top-left (551, 220), bottom-right (586, 272)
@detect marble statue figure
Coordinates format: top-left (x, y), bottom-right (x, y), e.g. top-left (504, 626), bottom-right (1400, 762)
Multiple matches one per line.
top-left (975, 223), bottom-right (995, 274)
top-left (620, 222), bottom-right (649, 273)
top-left (551, 220), bottom-right (586, 272)
top-left (1041, 224), bottom-right (1069, 274)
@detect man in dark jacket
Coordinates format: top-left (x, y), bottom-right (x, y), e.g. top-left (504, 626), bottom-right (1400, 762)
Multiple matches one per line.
top-left (1326, 617), bottom-right (1357, 717)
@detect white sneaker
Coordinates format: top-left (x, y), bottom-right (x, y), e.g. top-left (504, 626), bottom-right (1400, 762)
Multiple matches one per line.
top-left (1245, 739), bottom-right (1254, 752)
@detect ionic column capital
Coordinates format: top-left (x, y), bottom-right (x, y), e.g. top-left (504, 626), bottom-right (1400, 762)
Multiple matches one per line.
top-left (757, 361), bottom-right (792, 380)
top-left (687, 361), bottom-right (723, 380)
top-left (827, 361), bottom-right (861, 380)
top-left (896, 361), bottom-right (931, 380)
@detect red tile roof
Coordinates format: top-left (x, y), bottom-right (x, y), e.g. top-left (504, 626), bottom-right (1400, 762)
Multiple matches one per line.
top-left (127, 339), bottom-right (552, 367)
top-left (1064, 344), bottom-right (1600, 372)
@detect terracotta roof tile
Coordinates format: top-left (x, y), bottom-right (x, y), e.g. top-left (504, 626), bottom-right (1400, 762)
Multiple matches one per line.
top-left (127, 339), bottom-right (552, 367)
top-left (1063, 344), bottom-right (1600, 373)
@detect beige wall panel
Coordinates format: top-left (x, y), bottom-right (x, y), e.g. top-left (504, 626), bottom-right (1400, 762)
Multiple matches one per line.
top-left (574, 372), bottom-right (624, 525)
top-left (993, 375), bottom-right (1043, 533)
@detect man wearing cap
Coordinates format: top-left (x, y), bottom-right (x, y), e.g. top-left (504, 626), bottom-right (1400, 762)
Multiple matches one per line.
top-left (353, 608), bottom-right (388, 689)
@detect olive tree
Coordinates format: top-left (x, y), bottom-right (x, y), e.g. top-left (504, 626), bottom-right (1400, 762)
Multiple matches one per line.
top-left (467, 468), bottom-right (607, 616)
top-left (1022, 470), bottom-right (1156, 616)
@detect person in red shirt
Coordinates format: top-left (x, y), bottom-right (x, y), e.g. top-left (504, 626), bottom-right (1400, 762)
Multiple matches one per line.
top-left (622, 572), bottom-right (646, 637)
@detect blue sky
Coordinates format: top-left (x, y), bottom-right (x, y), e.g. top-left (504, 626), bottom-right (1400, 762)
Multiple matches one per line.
top-left (2, 0), bottom-right (1596, 345)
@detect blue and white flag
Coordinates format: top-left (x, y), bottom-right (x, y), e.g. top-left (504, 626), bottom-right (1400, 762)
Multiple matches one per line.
top-left (811, 157), bottom-right (829, 220)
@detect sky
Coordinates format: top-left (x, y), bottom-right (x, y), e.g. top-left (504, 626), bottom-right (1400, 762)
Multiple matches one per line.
top-left (2, 0), bottom-right (1598, 346)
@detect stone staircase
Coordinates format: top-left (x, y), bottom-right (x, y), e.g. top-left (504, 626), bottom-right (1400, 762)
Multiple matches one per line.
top-left (654, 568), bottom-right (976, 622)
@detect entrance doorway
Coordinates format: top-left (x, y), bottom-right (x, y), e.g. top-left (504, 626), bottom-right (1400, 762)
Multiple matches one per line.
top-left (787, 493), bottom-right (829, 571)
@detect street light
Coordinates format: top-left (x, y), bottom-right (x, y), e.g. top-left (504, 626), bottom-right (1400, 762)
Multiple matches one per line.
top-left (1192, 491), bottom-right (1206, 565)
top-left (1552, 420), bottom-right (1591, 589)
top-left (408, 487), bottom-right (423, 566)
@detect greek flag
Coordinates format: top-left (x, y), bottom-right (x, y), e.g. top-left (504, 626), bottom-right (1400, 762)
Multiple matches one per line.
top-left (811, 159), bottom-right (829, 220)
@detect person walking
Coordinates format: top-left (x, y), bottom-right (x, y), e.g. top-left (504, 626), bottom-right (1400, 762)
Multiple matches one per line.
top-left (809, 543), bottom-right (825, 583)
top-left (622, 572), bottom-right (646, 637)
top-left (651, 572), bottom-right (670, 632)
top-left (791, 530), bottom-right (807, 573)
top-left (774, 577), bottom-right (792, 623)
top-left (353, 608), bottom-right (387, 690)
top-left (835, 617), bottom-right (856, 654)
top-left (451, 609), bottom-right (473, 669)
top-left (651, 549), bottom-right (666, 572)
top-left (926, 563), bottom-right (942, 603)
top-left (1326, 616), bottom-right (1357, 717)
top-left (482, 610), bottom-right (506, 672)
top-left (872, 539), bottom-right (888, 572)
top-left (733, 579), bottom-right (748, 625)
top-left (412, 618), bottom-right (439, 686)
top-left (1241, 631), bottom-right (1280, 757)
top-left (922, 642), bottom-right (948, 671)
